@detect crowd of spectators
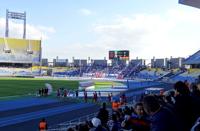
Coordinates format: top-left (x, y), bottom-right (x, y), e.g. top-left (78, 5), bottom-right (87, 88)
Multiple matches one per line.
top-left (64, 80), bottom-right (200, 131)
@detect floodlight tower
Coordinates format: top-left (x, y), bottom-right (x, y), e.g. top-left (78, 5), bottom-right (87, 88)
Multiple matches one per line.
top-left (5, 9), bottom-right (26, 39)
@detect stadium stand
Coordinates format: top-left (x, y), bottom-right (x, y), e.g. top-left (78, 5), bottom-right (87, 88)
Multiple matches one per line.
top-left (135, 68), bottom-right (170, 80)
top-left (0, 37), bottom-right (41, 77)
top-left (170, 69), bottom-right (200, 83)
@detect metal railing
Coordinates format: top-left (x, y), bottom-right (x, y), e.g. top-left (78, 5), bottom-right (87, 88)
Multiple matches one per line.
top-left (48, 112), bottom-right (98, 131)
top-left (48, 108), bottom-right (113, 131)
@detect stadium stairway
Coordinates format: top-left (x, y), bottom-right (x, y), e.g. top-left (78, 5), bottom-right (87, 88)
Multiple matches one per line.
top-left (155, 72), bottom-right (173, 81)
top-left (0, 97), bottom-right (99, 131)
top-left (169, 70), bottom-right (185, 79)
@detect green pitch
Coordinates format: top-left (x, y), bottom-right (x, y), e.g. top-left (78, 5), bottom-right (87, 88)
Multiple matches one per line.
top-left (94, 81), bottom-right (125, 89)
top-left (0, 77), bottom-right (79, 97)
top-left (0, 78), bottom-right (125, 98)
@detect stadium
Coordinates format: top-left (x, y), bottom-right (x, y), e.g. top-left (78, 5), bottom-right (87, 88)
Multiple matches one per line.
top-left (0, 1), bottom-right (200, 131)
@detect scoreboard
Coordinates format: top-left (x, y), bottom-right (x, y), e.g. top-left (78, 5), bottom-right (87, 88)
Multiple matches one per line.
top-left (109, 50), bottom-right (129, 60)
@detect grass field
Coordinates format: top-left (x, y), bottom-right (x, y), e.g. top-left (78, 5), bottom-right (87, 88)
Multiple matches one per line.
top-left (0, 77), bottom-right (125, 98)
top-left (94, 81), bottom-right (125, 89)
top-left (0, 77), bottom-right (79, 97)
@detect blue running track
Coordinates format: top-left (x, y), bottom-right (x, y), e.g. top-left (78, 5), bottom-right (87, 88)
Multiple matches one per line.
top-left (0, 97), bottom-right (58, 111)
top-left (0, 102), bottom-right (94, 127)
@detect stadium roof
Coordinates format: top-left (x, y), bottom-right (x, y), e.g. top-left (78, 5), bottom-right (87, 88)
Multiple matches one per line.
top-left (179, 0), bottom-right (200, 9)
top-left (184, 50), bottom-right (200, 65)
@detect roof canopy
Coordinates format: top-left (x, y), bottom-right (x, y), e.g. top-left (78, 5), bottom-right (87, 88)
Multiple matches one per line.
top-left (179, 0), bottom-right (200, 9)
top-left (184, 50), bottom-right (200, 65)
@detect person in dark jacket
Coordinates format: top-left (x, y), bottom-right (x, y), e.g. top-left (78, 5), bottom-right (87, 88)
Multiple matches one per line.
top-left (107, 114), bottom-right (121, 131)
top-left (191, 82), bottom-right (200, 119)
top-left (97, 102), bottom-right (109, 126)
top-left (143, 95), bottom-right (181, 131)
top-left (174, 81), bottom-right (197, 131)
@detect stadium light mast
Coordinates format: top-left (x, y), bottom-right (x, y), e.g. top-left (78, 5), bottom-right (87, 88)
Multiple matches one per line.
top-left (5, 9), bottom-right (26, 39)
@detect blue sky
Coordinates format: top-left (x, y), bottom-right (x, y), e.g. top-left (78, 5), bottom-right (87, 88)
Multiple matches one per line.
top-left (0, 0), bottom-right (200, 62)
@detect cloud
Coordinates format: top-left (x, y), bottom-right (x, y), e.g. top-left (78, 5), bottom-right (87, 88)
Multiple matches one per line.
top-left (59, 14), bottom-right (164, 60)
top-left (52, 8), bottom-right (200, 62)
top-left (167, 8), bottom-right (200, 23)
top-left (92, 13), bottom-right (179, 58)
top-left (89, 9), bottom-right (200, 60)
top-left (0, 17), bottom-right (55, 40)
top-left (79, 8), bottom-right (93, 16)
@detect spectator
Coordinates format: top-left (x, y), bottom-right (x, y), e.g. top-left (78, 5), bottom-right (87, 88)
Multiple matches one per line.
top-left (110, 93), bottom-right (113, 102)
top-left (160, 91), bottom-right (176, 114)
top-left (84, 91), bottom-right (88, 103)
top-left (163, 90), bottom-right (175, 105)
top-left (44, 88), bottom-right (48, 96)
top-left (67, 127), bottom-right (75, 131)
top-left (39, 118), bottom-right (48, 131)
top-left (143, 95), bottom-right (181, 131)
top-left (121, 114), bottom-right (131, 130)
top-left (122, 93), bottom-right (127, 105)
top-left (78, 123), bottom-right (90, 131)
top-left (108, 93), bottom-right (111, 103)
top-left (93, 91), bottom-right (98, 102)
top-left (41, 88), bottom-right (44, 96)
top-left (38, 89), bottom-right (42, 96)
top-left (98, 91), bottom-right (101, 101)
top-left (198, 75), bottom-right (200, 83)
top-left (121, 103), bottom-right (150, 131)
top-left (119, 95), bottom-right (123, 105)
top-left (75, 90), bottom-right (79, 98)
top-left (57, 89), bottom-right (60, 97)
top-left (107, 114), bottom-right (121, 131)
top-left (97, 103), bottom-right (109, 126)
top-left (191, 82), bottom-right (200, 124)
top-left (184, 80), bottom-right (190, 89)
top-left (64, 89), bottom-right (67, 98)
top-left (123, 106), bottom-right (132, 116)
top-left (191, 82), bottom-right (200, 99)
top-left (112, 100), bottom-right (120, 111)
top-left (191, 117), bottom-right (200, 131)
top-left (174, 81), bottom-right (196, 131)
top-left (90, 117), bottom-right (106, 131)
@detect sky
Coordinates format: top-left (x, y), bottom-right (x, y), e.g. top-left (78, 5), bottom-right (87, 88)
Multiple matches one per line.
top-left (0, 0), bottom-right (200, 63)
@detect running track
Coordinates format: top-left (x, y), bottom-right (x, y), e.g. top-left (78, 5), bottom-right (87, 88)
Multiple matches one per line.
top-left (0, 98), bottom-right (99, 131)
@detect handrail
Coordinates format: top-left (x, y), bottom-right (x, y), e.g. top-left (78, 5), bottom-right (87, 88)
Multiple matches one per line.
top-left (48, 111), bottom-right (98, 130)
top-left (48, 108), bottom-right (113, 131)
